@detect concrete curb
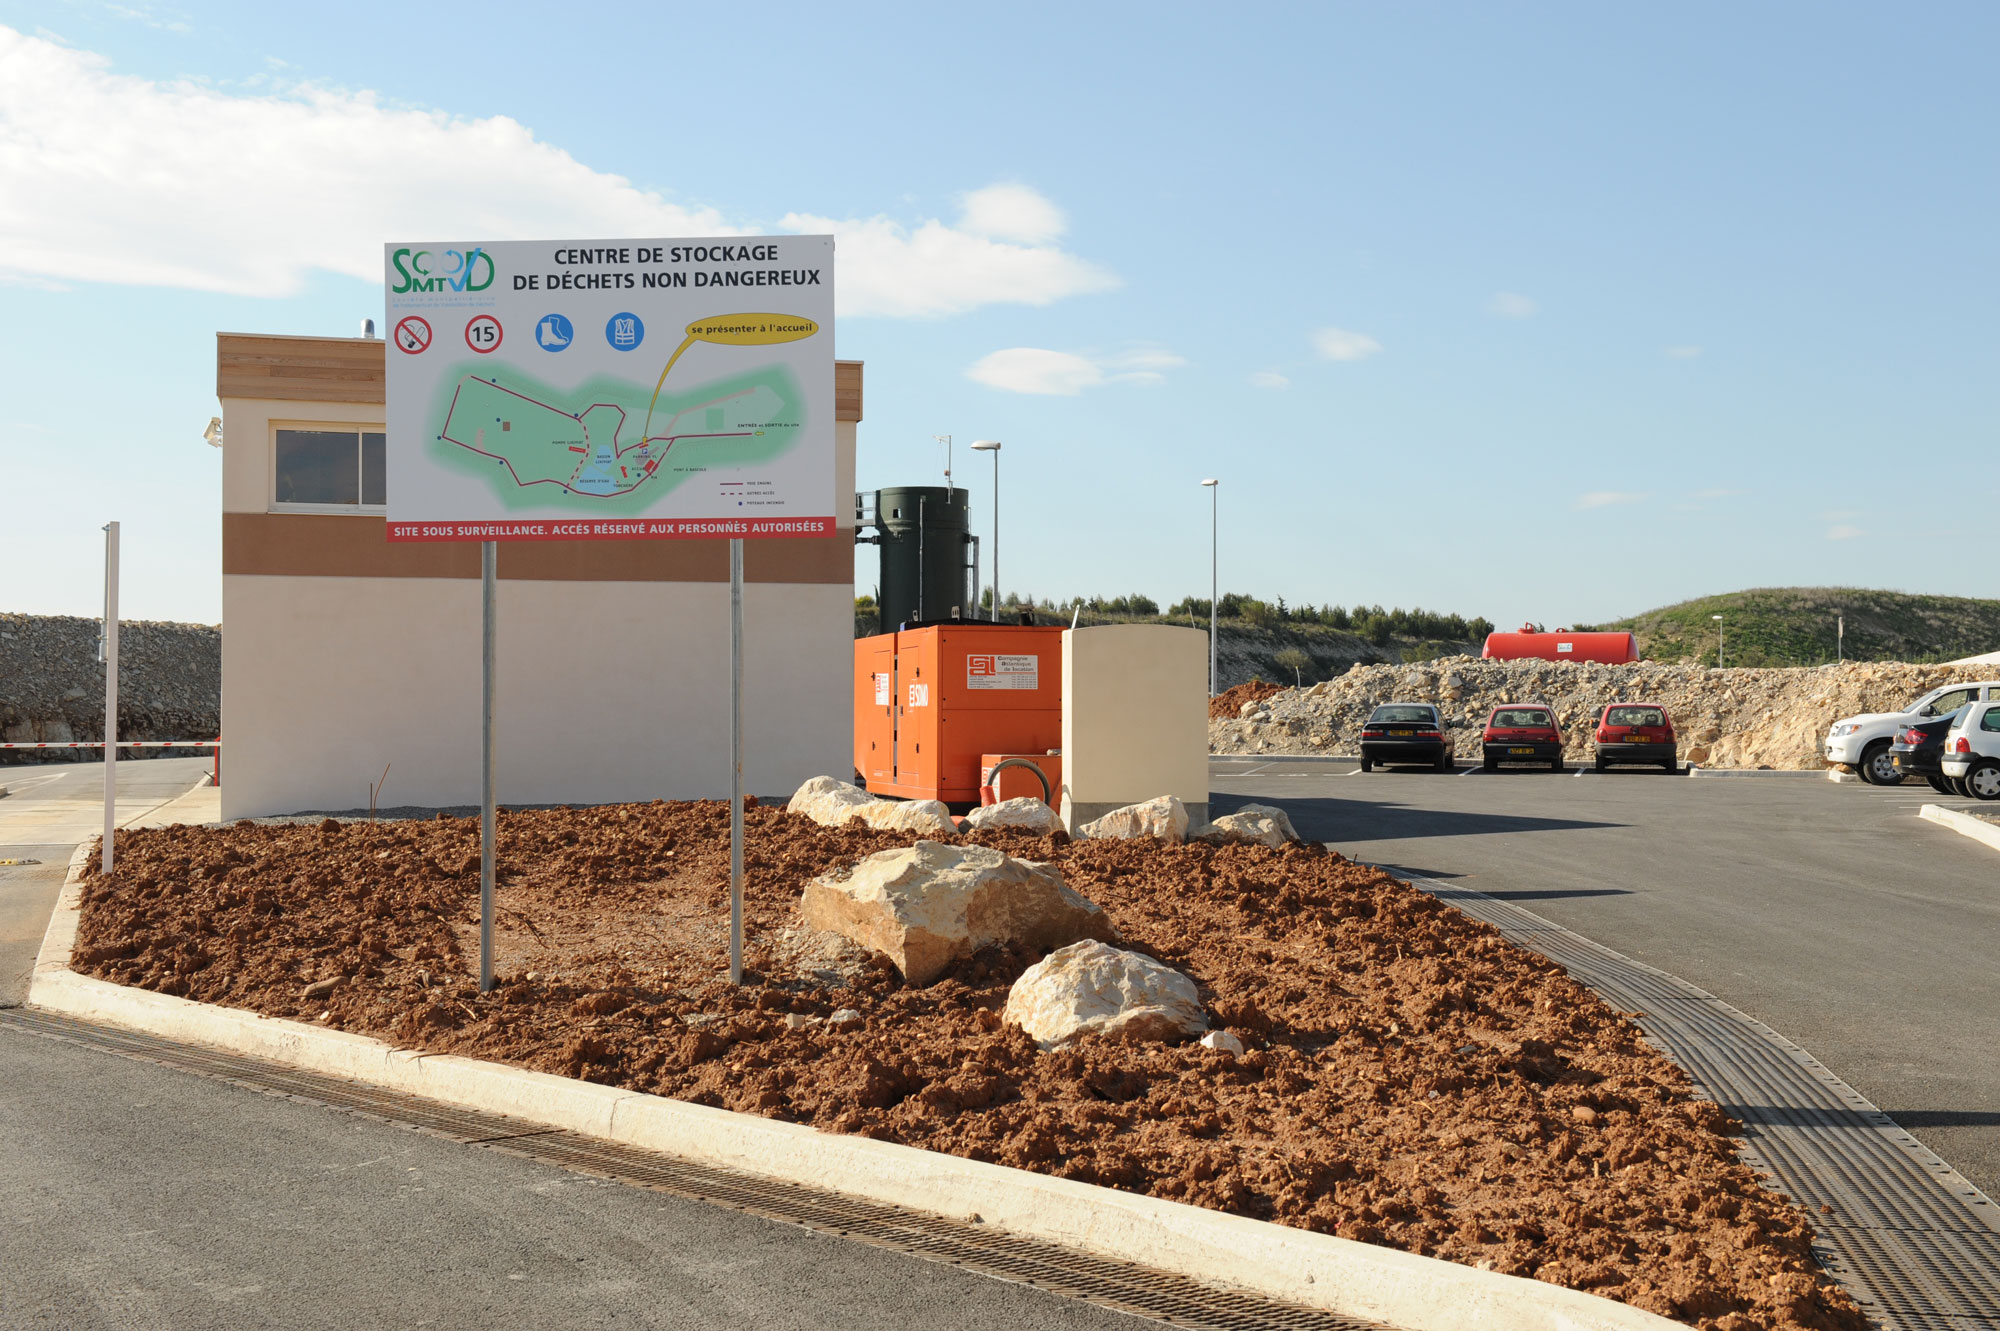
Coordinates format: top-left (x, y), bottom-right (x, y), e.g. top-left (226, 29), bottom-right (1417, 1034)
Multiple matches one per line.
top-left (32, 842), bottom-right (1682, 1331)
top-left (1919, 803), bottom-right (2000, 854)
top-left (1684, 767), bottom-right (1828, 779)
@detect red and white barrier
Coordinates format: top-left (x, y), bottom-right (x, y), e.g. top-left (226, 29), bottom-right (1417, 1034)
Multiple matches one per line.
top-left (0, 741), bottom-right (220, 748)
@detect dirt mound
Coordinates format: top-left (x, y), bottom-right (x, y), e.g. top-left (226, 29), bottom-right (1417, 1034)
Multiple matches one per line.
top-left (1210, 678), bottom-right (1285, 720)
top-left (73, 803), bottom-right (1862, 1331)
top-left (1215, 656), bottom-right (1994, 768)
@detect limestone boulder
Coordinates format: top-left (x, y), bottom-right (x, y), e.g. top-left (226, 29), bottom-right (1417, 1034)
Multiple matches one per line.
top-left (1004, 940), bottom-right (1207, 1048)
top-left (851, 799), bottom-right (957, 835)
top-left (787, 775), bottom-right (877, 826)
top-left (962, 797), bottom-right (1064, 834)
top-left (787, 777), bottom-right (956, 836)
top-left (1078, 795), bottom-right (1188, 843)
top-left (1191, 802), bottom-right (1302, 847)
top-left (801, 841), bottom-right (1112, 985)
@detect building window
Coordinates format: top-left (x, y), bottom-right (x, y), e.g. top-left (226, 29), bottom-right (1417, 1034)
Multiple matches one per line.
top-left (274, 428), bottom-right (387, 509)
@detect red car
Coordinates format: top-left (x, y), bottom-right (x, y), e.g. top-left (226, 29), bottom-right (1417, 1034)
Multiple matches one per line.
top-left (1481, 704), bottom-right (1565, 772)
top-left (1593, 703), bottom-right (1679, 773)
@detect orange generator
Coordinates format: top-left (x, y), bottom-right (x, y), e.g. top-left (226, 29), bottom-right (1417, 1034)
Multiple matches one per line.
top-left (854, 624), bottom-right (1065, 805)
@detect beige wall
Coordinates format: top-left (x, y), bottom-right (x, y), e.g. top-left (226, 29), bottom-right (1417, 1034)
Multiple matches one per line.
top-left (1059, 624), bottom-right (1209, 830)
top-left (217, 338), bottom-right (859, 818)
top-left (221, 575), bottom-right (849, 817)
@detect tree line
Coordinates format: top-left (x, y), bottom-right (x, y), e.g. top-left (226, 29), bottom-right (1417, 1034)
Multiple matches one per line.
top-left (967, 589), bottom-right (1493, 645)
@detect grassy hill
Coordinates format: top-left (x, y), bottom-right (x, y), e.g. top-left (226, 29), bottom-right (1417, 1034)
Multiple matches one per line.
top-left (1580, 588), bottom-right (2000, 667)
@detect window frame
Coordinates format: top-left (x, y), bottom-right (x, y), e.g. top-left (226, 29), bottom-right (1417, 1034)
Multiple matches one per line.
top-left (269, 421), bottom-right (387, 515)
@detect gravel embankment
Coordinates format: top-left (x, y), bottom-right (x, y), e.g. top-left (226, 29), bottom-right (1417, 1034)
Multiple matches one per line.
top-left (0, 613), bottom-right (220, 761)
top-left (1212, 656), bottom-right (1996, 769)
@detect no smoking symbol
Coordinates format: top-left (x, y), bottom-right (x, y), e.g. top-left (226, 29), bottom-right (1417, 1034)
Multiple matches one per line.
top-left (393, 316), bottom-right (432, 354)
top-left (465, 315), bottom-right (503, 354)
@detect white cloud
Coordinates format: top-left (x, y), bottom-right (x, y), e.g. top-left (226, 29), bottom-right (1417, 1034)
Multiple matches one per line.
top-left (1249, 370), bottom-right (1290, 389)
top-left (1826, 524), bottom-right (1863, 541)
top-left (1488, 291), bottom-right (1537, 318)
top-left (1575, 491), bottom-right (1646, 510)
top-left (967, 346), bottom-right (1185, 396)
top-left (1666, 345), bottom-right (1704, 358)
top-left (0, 27), bottom-right (1114, 318)
top-left (954, 183), bottom-right (1066, 245)
top-left (1312, 327), bottom-right (1382, 361)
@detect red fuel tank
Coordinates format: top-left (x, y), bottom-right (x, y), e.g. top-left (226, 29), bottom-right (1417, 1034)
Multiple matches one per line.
top-left (1481, 631), bottom-right (1638, 664)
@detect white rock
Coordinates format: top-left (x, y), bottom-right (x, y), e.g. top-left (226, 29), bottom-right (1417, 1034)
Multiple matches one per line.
top-left (961, 797), bottom-right (1064, 834)
top-left (787, 775), bottom-right (878, 826)
top-left (787, 776), bottom-right (956, 835)
top-left (1238, 699), bottom-right (1261, 716)
top-left (851, 799), bottom-right (957, 835)
top-left (1004, 940), bottom-right (1207, 1048)
top-left (1191, 802), bottom-right (1302, 847)
top-left (1200, 1030), bottom-right (1246, 1056)
top-left (1078, 795), bottom-right (1188, 843)
top-left (801, 841), bottom-right (1112, 986)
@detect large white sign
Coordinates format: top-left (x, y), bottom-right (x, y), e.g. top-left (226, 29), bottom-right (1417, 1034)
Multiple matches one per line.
top-left (383, 235), bottom-right (833, 542)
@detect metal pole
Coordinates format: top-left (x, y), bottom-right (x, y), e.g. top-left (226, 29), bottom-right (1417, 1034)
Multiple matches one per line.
top-left (1208, 485), bottom-right (1219, 696)
top-left (480, 540), bottom-right (496, 993)
top-left (729, 538), bottom-right (745, 986)
top-left (101, 522), bottom-right (119, 875)
top-left (991, 450), bottom-right (1000, 618)
top-left (1838, 615), bottom-right (1844, 663)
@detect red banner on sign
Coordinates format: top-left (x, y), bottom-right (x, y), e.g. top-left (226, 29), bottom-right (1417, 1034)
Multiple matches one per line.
top-left (386, 516), bottom-right (837, 542)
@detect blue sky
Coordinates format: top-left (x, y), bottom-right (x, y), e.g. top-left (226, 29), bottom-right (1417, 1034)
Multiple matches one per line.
top-left (3, 2), bottom-right (1995, 630)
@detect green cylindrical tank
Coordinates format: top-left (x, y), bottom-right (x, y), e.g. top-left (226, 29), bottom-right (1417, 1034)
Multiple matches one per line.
top-left (873, 486), bottom-right (972, 631)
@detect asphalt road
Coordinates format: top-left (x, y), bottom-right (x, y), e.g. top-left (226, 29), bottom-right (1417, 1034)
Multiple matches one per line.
top-left (1212, 758), bottom-right (2000, 1201)
top-left (0, 1024), bottom-right (1137, 1331)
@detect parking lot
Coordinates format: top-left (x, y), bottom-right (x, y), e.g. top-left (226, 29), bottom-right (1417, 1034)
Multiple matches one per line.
top-left (1210, 757), bottom-right (2000, 1200)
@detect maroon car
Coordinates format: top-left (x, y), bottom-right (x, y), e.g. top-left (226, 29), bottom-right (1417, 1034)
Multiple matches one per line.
top-left (1481, 704), bottom-right (1565, 772)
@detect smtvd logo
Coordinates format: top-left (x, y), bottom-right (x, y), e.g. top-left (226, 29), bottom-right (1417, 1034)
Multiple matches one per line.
top-left (390, 247), bottom-right (496, 294)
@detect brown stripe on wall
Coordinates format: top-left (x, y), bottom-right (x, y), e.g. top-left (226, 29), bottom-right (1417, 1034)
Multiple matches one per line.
top-left (224, 513), bottom-right (854, 584)
top-left (216, 334), bottom-right (865, 421)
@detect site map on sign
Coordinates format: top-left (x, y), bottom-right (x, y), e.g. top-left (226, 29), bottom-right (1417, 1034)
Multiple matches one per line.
top-left (429, 362), bottom-right (803, 514)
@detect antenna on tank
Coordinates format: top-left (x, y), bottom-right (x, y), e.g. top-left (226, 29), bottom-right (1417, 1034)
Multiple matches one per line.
top-left (932, 434), bottom-right (952, 489)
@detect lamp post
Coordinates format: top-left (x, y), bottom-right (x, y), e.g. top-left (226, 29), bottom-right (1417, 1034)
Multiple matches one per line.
top-left (1711, 613), bottom-right (1724, 668)
top-left (1837, 613), bottom-right (1844, 663)
top-left (1202, 479), bottom-right (1219, 695)
top-left (971, 440), bottom-right (1001, 619)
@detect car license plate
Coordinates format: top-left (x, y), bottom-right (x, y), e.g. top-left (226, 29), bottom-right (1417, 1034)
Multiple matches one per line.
top-left (1391, 729), bottom-right (1414, 736)
top-left (1509, 747), bottom-right (1535, 755)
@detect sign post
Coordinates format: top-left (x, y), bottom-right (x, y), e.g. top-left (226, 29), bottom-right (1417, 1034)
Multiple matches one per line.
top-left (101, 521), bottom-right (119, 876)
top-left (384, 235), bottom-right (834, 987)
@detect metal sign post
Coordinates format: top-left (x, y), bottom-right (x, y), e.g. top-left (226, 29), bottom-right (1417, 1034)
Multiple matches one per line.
top-left (480, 540), bottom-right (496, 993)
top-left (101, 521), bottom-right (119, 875)
top-left (729, 538), bottom-right (745, 985)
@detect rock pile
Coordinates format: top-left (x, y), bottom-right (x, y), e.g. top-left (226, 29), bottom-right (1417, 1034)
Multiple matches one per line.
top-left (0, 613), bottom-right (219, 761)
top-left (1212, 655), bottom-right (1997, 769)
top-left (786, 775), bottom-right (956, 835)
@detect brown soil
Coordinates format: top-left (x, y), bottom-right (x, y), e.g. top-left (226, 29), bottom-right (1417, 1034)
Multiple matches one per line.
top-left (1211, 678), bottom-right (1286, 720)
top-left (74, 803), bottom-right (1863, 1331)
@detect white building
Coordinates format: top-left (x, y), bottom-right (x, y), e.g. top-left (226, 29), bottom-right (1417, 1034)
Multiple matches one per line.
top-left (215, 333), bottom-right (860, 818)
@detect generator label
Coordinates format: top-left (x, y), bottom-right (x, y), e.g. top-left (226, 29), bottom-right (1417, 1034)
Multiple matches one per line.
top-left (907, 682), bottom-right (930, 708)
top-left (873, 672), bottom-right (890, 705)
top-left (967, 654), bottom-right (1039, 690)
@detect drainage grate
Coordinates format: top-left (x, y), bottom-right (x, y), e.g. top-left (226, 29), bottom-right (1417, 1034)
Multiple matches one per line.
top-left (0, 1007), bottom-right (1384, 1331)
top-left (1420, 879), bottom-right (2000, 1331)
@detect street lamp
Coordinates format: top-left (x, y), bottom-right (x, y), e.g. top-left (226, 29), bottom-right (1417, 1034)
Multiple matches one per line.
top-left (1202, 479), bottom-right (1219, 695)
top-left (1711, 614), bottom-right (1724, 668)
top-left (971, 440), bottom-right (1001, 619)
